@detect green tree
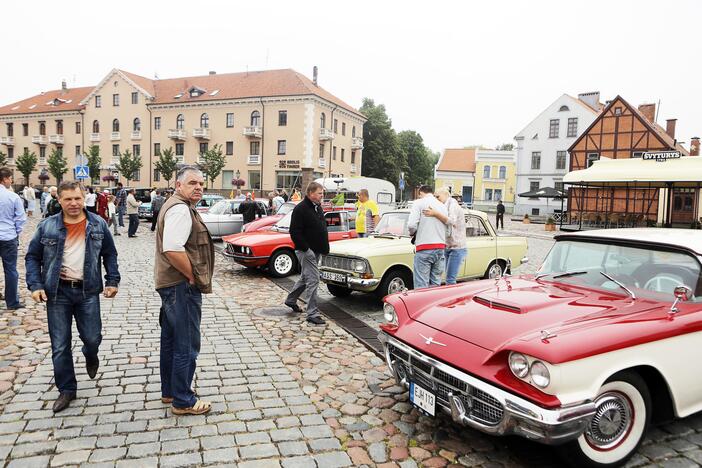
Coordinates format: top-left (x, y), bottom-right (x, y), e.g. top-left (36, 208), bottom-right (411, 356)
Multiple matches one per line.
top-left (0, 151), bottom-right (7, 167)
top-left (85, 145), bottom-right (102, 185)
top-left (496, 143), bottom-right (514, 151)
top-left (154, 147), bottom-right (178, 188)
top-left (114, 149), bottom-right (143, 185)
top-left (397, 131), bottom-right (436, 192)
top-left (359, 98), bottom-right (404, 185)
top-left (47, 148), bottom-right (68, 184)
top-left (198, 143), bottom-right (226, 188)
top-left (16, 149), bottom-right (38, 185)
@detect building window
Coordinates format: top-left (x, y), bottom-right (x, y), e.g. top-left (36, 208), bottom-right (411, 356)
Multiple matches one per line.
top-left (351, 150), bottom-right (356, 164)
top-left (352, 126), bottom-right (356, 138)
top-left (75, 145), bottom-right (81, 157)
top-left (250, 141), bottom-right (260, 155)
top-left (250, 111), bottom-right (260, 127)
top-left (341, 148), bottom-right (345, 162)
top-left (131, 92), bottom-right (138, 104)
top-left (39, 146), bottom-right (46, 161)
top-left (154, 169), bottom-right (160, 182)
top-left (75, 122), bottom-right (81, 134)
top-left (221, 170), bottom-right (233, 189)
top-left (559, 105), bottom-right (569, 112)
top-left (333, 146), bottom-right (337, 160)
top-left (22, 124), bottom-right (28, 136)
top-left (483, 166), bottom-right (490, 178)
top-left (341, 122), bottom-right (346, 136)
top-left (615, 107), bottom-right (622, 116)
top-left (587, 153), bottom-right (599, 167)
top-left (531, 151), bottom-right (541, 170)
top-left (154, 143), bottom-right (161, 156)
top-left (200, 113), bottom-right (209, 129)
top-left (632, 151), bottom-right (644, 158)
top-left (95, 95), bottom-right (102, 108)
top-left (175, 143), bottom-right (184, 156)
top-left (154, 117), bottom-right (161, 130)
top-left (276, 171), bottom-right (301, 191)
top-left (39, 122), bottom-right (46, 135)
top-left (199, 143), bottom-right (208, 155)
top-left (554, 181), bottom-right (564, 193)
top-left (226, 113), bottom-right (234, 128)
top-left (249, 170), bottom-right (261, 189)
top-left (484, 188), bottom-right (493, 201)
top-left (498, 166), bottom-right (506, 179)
top-left (56, 120), bottom-right (63, 135)
top-left (112, 144), bottom-right (120, 157)
top-left (176, 114), bottom-right (184, 130)
top-left (92, 120), bottom-right (99, 133)
top-left (320, 112), bottom-right (326, 129)
top-left (133, 144), bottom-right (140, 157)
top-left (226, 141), bottom-right (234, 155)
top-left (112, 119), bottom-right (119, 132)
top-left (6, 123), bottom-right (12, 137)
top-left (277, 140), bottom-right (286, 155)
top-left (549, 119), bottom-right (559, 138)
top-left (530, 181), bottom-right (540, 192)
top-left (319, 144), bottom-right (325, 159)
top-left (556, 151), bottom-right (567, 170)
top-left (113, 94), bottom-right (119, 106)
top-left (333, 119), bottom-right (338, 133)
top-left (494, 189), bottom-right (503, 201)
top-left (132, 169), bottom-right (140, 182)
top-left (133, 118), bottom-right (141, 132)
top-left (567, 117), bottom-right (578, 137)
top-left (7, 147), bottom-right (13, 159)
top-left (278, 110), bottom-right (287, 126)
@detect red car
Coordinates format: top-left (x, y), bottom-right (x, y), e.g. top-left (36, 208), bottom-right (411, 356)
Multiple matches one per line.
top-left (379, 228), bottom-right (702, 467)
top-left (241, 201), bottom-right (298, 233)
top-left (223, 210), bottom-right (357, 277)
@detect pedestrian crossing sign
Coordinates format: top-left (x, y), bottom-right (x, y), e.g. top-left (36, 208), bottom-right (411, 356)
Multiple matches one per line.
top-left (75, 165), bottom-right (90, 179)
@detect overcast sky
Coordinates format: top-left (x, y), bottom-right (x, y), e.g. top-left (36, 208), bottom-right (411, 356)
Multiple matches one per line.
top-left (3, 0), bottom-right (700, 154)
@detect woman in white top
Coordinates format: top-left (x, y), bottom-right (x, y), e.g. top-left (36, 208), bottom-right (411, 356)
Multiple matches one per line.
top-left (424, 187), bottom-right (468, 285)
top-left (107, 195), bottom-right (119, 236)
top-left (23, 186), bottom-right (36, 216)
top-left (85, 187), bottom-right (97, 213)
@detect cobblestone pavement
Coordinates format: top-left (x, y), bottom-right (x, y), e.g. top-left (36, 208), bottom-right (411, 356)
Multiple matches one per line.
top-left (0, 218), bottom-right (701, 467)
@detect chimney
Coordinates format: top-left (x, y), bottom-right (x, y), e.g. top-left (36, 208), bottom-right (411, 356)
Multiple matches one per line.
top-left (638, 103), bottom-right (656, 123)
top-left (665, 119), bottom-right (677, 139)
top-left (312, 66), bottom-right (318, 86)
top-left (691, 137), bottom-right (700, 156)
top-left (208, 70), bottom-right (216, 75)
top-left (577, 91), bottom-right (600, 110)
top-left (61, 79), bottom-right (67, 91)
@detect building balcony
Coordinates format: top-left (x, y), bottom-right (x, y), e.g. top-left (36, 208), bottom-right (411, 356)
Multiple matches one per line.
top-left (243, 126), bottom-right (262, 138)
top-left (110, 132), bottom-right (121, 141)
top-left (350, 163), bottom-right (357, 173)
top-left (32, 135), bottom-right (47, 145)
top-left (351, 137), bottom-right (364, 149)
top-left (0, 136), bottom-right (14, 146)
top-left (318, 158), bottom-right (326, 168)
top-left (319, 128), bottom-right (334, 141)
top-left (131, 131), bottom-right (142, 140)
top-left (247, 154), bottom-right (261, 165)
top-left (193, 128), bottom-right (210, 140)
top-left (168, 129), bottom-right (187, 140)
top-left (89, 133), bottom-right (101, 142)
top-left (49, 134), bottom-right (64, 145)
top-left (111, 157), bottom-right (120, 165)
top-left (176, 156), bottom-right (184, 164)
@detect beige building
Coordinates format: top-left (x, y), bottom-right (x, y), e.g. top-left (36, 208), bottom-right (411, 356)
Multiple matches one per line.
top-left (0, 68), bottom-right (366, 190)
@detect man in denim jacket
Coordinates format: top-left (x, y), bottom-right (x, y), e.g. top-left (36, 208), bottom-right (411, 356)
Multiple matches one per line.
top-left (26, 181), bottom-right (120, 413)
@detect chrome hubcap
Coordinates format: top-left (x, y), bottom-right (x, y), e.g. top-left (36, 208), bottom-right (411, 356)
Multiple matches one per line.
top-left (275, 255), bottom-right (293, 274)
top-left (489, 264), bottom-right (502, 278)
top-left (387, 277), bottom-right (406, 294)
top-left (585, 392), bottom-right (632, 449)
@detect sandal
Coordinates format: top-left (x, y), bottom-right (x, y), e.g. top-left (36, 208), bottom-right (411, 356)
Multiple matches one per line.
top-left (171, 399), bottom-right (211, 415)
top-left (162, 390), bottom-right (198, 404)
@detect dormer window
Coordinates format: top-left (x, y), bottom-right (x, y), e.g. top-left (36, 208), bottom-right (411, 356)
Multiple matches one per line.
top-left (189, 87), bottom-right (206, 98)
top-left (559, 105), bottom-right (570, 112)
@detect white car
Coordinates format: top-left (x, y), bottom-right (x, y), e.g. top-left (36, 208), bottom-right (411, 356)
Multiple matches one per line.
top-left (200, 199), bottom-right (269, 237)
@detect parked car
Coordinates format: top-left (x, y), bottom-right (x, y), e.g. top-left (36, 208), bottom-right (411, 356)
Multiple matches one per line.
top-left (201, 199), bottom-right (269, 238)
top-left (196, 194), bottom-right (224, 213)
top-left (103, 187), bottom-right (151, 203)
top-left (319, 209), bottom-right (528, 299)
top-left (222, 209), bottom-right (357, 277)
top-left (138, 202), bottom-right (153, 219)
top-left (241, 201), bottom-right (298, 233)
top-left (378, 228), bottom-right (702, 467)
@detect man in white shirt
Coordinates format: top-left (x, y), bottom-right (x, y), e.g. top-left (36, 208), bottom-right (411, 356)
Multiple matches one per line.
top-left (84, 187), bottom-right (97, 214)
top-left (407, 185), bottom-right (448, 289)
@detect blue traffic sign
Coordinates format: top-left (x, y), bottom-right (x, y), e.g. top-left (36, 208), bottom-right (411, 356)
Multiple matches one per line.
top-left (399, 178), bottom-right (405, 190)
top-left (74, 165), bottom-right (90, 179)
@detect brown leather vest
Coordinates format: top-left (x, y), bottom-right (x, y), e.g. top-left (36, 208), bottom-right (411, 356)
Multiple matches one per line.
top-left (154, 193), bottom-right (215, 293)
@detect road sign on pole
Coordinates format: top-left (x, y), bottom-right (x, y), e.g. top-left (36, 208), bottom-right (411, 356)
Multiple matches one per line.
top-left (75, 165), bottom-right (90, 180)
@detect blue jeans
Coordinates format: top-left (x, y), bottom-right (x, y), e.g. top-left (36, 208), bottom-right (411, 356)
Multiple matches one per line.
top-left (118, 206), bottom-right (126, 227)
top-left (413, 248), bottom-right (445, 289)
top-left (128, 214), bottom-right (139, 236)
top-left (445, 248), bottom-right (467, 285)
top-left (358, 233), bottom-right (366, 238)
top-left (0, 237), bottom-right (20, 308)
top-left (47, 285), bottom-right (102, 393)
top-left (158, 281), bottom-right (202, 408)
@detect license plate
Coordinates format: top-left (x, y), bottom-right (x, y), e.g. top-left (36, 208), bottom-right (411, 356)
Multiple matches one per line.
top-left (321, 271), bottom-right (346, 283)
top-left (410, 382), bottom-right (436, 416)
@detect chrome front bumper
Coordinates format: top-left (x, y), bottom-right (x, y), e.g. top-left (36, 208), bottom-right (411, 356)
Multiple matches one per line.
top-left (378, 332), bottom-right (595, 445)
top-left (347, 277), bottom-right (380, 288)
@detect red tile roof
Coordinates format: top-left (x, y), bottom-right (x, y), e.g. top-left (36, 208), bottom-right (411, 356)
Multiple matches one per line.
top-left (436, 148), bottom-right (476, 172)
top-left (0, 86), bottom-right (93, 116)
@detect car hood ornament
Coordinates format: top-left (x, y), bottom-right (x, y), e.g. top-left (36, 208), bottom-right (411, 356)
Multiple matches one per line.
top-left (419, 334), bottom-right (446, 346)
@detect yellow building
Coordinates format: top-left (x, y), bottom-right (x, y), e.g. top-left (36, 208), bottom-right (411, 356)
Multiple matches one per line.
top-left (433, 148), bottom-right (476, 204)
top-left (473, 149), bottom-right (517, 213)
top-left (0, 68), bottom-right (365, 190)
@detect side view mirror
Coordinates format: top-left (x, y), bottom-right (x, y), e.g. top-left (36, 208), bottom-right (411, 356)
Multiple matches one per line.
top-left (670, 285), bottom-right (692, 314)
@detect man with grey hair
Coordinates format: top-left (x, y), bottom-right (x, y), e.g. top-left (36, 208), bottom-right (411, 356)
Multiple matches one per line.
top-left (154, 166), bottom-right (214, 415)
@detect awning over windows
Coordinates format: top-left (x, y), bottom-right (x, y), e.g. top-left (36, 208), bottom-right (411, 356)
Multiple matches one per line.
top-left (563, 156), bottom-right (702, 188)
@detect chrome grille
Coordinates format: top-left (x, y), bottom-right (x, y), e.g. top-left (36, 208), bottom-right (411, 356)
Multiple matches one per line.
top-left (320, 255), bottom-right (354, 272)
top-left (388, 344), bottom-right (504, 426)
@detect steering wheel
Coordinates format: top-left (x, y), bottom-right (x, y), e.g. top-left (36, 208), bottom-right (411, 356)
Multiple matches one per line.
top-left (643, 274), bottom-right (685, 294)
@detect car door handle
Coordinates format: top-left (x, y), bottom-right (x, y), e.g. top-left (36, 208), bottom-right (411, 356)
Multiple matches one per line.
top-left (342, 234), bottom-right (349, 238)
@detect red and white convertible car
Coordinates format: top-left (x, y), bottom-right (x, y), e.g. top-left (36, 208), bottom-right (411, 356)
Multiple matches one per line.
top-left (379, 228), bottom-right (702, 467)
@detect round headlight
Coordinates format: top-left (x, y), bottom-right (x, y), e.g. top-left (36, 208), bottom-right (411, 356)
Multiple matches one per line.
top-left (353, 260), bottom-right (366, 273)
top-left (383, 303), bottom-right (397, 324)
top-left (509, 352), bottom-right (529, 378)
top-left (530, 361), bottom-right (551, 388)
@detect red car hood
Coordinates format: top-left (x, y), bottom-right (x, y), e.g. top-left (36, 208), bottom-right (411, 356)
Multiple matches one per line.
top-left (402, 276), bottom-right (664, 356)
top-left (244, 215), bottom-right (283, 232)
top-left (222, 228), bottom-right (290, 247)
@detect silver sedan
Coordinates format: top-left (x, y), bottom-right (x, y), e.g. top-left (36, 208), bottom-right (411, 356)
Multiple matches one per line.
top-left (200, 199), bottom-right (269, 237)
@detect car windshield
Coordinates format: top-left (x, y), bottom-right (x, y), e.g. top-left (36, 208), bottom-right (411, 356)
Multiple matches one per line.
top-left (275, 212), bottom-right (293, 230)
top-left (539, 240), bottom-right (702, 301)
top-left (208, 200), bottom-right (241, 215)
top-left (277, 203), bottom-right (295, 216)
top-left (374, 212), bottom-right (410, 237)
